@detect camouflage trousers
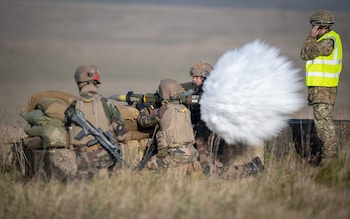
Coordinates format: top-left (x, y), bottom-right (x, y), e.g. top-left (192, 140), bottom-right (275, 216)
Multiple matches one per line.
top-left (312, 103), bottom-right (338, 159)
top-left (195, 132), bottom-right (224, 175)
top-left (146, 144), bottom-right (200, 174)
top-left (75, 147), bottom-right (118, 179)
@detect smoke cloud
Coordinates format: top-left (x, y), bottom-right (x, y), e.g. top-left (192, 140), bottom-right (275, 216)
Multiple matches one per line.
top-left (200, 40), bottom-right (304, 146)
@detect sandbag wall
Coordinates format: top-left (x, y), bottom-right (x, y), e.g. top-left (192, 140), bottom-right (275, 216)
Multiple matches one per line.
top-left (19, 90), bottom-right (77, 179)
top-left (18, 91), bottom-right (152, 180)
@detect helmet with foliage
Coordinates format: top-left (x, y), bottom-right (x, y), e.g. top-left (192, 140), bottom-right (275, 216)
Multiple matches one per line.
top-left (309, 9), bottom-right (334, 27)
top-left (189, 61), bottom-right (213, 79)
top-left (158, 78), bottom-right (185, 100)
top-left (74, 65), bottom-right (101, 85)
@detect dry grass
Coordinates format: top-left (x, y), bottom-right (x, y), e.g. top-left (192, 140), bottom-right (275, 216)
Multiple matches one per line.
top-left (0, 1), bottom-right (350, 219)
top-left (0, 114), bottom-right (350, 219)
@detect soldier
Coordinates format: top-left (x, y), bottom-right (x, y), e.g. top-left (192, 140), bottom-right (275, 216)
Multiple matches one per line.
top-left (185, 61), bottom-right (265, 178)
top-left (65, 65), bottom-right (126, 179)
top-left (137, 79), bottom-right (200, 175)
top-left (183, 61), bottom-right (223, 174)
top-left (300, 9), bottom-right (343, 164)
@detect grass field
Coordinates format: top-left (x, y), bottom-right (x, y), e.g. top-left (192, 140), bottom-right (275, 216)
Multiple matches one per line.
top-left (0, 1), bottom-right (349, 218)
top-left (0, 119), bottom-right (349, 219)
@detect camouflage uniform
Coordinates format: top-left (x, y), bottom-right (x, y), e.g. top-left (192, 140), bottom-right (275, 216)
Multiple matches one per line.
top-left (137, 79), bottom-right (200, 174)
top-left (185, 62), bottom-right (265, 177)
top-left (300, 9), bottom-right (342, 162)
top-left (184, 61), bottom-right (224, 174)
top-left (65, 65), bottom-right (126, 179)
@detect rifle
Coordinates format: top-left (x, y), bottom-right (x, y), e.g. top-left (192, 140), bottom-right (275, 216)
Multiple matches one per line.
top-left (136, 124), bottom-right (159, 171)
top-left (70, 109), bottom-right (123, 163)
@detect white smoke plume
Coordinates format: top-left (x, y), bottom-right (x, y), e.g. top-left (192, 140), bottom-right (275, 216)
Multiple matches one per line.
top-left (200, 40), bottom-right (305, 146)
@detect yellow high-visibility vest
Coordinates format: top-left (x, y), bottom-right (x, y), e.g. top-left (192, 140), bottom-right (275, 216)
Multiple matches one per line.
top-left (305, 30), bottom-right (342, 87)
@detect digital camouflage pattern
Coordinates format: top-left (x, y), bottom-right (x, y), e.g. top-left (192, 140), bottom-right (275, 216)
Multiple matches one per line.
top-left (146, 145), bottom-right (199, 170)
top-left (312, 103), bottom-right (338, 158)
top-left (137, 78), bottom-right (200, 174)
top-left (301, 13), bottom-right (339, 161)
top-left (307, 86), bottom-right (337, 105)
top-left (75, 147), bottom-right (119, 179)
top-left (309, 9), bottom-right (334, 26)
top-left (189, 61), bottom-right (213, 79)
top-left (65, 65), bottom-right (126, 179)
top-left (138, 105), bottom-right (200, 173)
top-left (300, 36), bottom-right (334, 60)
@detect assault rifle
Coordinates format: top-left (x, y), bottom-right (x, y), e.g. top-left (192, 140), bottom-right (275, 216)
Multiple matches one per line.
top-left (136, 124), bottom-right (159, 171)
top-left (70, 109), bottom-right (122, 162)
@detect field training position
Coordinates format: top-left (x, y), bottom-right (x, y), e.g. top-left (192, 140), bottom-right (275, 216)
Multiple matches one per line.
top-left (10, 40), bottom-right (350, 180)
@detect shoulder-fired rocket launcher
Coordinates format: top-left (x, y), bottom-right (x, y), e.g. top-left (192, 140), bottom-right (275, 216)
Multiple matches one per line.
top-left (108, 90), bottom-right (200, 107)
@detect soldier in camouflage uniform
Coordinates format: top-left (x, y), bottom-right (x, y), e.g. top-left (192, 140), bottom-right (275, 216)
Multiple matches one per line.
top-left (184, 61), bottom-right (265, 177)
top-left (184, 61), bottom-right (223, 174)
top-left (300, 9), bottom-right (343, 163)
top-left (65, 65), bottom-right (126, 179)
top-left (137, 79), bottom-right (200, 174)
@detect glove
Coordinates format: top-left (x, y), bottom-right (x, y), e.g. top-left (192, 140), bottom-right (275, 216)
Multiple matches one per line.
top-left (157, 147), bottom-right (168, 158)
top-left (136, 103), bottom-right (149, 111)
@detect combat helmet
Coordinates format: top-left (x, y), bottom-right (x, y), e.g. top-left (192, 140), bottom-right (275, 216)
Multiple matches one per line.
top-left (189, 61), bottom-right (213, 79)
top-left (158, 78), bottom-right (185, 100)
top-left (309, 9), bottom-right (334, 27)
top-left (74, 65), bottom-right (101, 86)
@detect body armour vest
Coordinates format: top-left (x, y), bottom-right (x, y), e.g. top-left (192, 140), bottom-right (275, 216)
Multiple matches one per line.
top-left (70, 93), bottom-right (112, 146)
top-left (159, 103), bottom-right (195, 146)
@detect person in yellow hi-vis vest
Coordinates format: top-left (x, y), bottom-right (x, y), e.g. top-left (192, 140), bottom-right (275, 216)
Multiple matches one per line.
top-left (300, 9), bottom-right (343, 164)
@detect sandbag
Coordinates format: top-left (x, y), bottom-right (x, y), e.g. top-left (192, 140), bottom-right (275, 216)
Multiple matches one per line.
top-left (20, 90), bottom-right (76, 115)
top-left (36, 98), bottom-right (68, 121)
top-left (21, 109), bottom-right (63, 127)
top-left (112, 101), bottom-right (140, 131)
top-left (125, 130), bottom-right (150, 141)
top-left (116, 104), bottom-right (139, 120)
top-left (24, 124), bottom-right (67, 149)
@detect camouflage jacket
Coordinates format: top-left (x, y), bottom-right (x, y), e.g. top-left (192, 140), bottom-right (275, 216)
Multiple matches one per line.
top-left (301, 29), bottom-right (337, 105)
top-left (137, 101), bottom-right (195, 149)
top-left (300, 31), bottom-right (334, 61)
top-left (65, 90), bottom-right (126, 144)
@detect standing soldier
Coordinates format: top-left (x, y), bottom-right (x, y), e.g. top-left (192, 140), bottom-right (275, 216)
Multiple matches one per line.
top-left (137, 79), bottom-right (200, 175)
top-left (65, 65), bottom-right (126, 179)
top-left (300, 9), bottom-right (343, 164)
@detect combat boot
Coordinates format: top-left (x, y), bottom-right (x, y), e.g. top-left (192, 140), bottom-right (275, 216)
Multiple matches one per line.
top-left (221, 157), bottom-right (264, 179)
top-left (242, 156), bottom-right (265, 176)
